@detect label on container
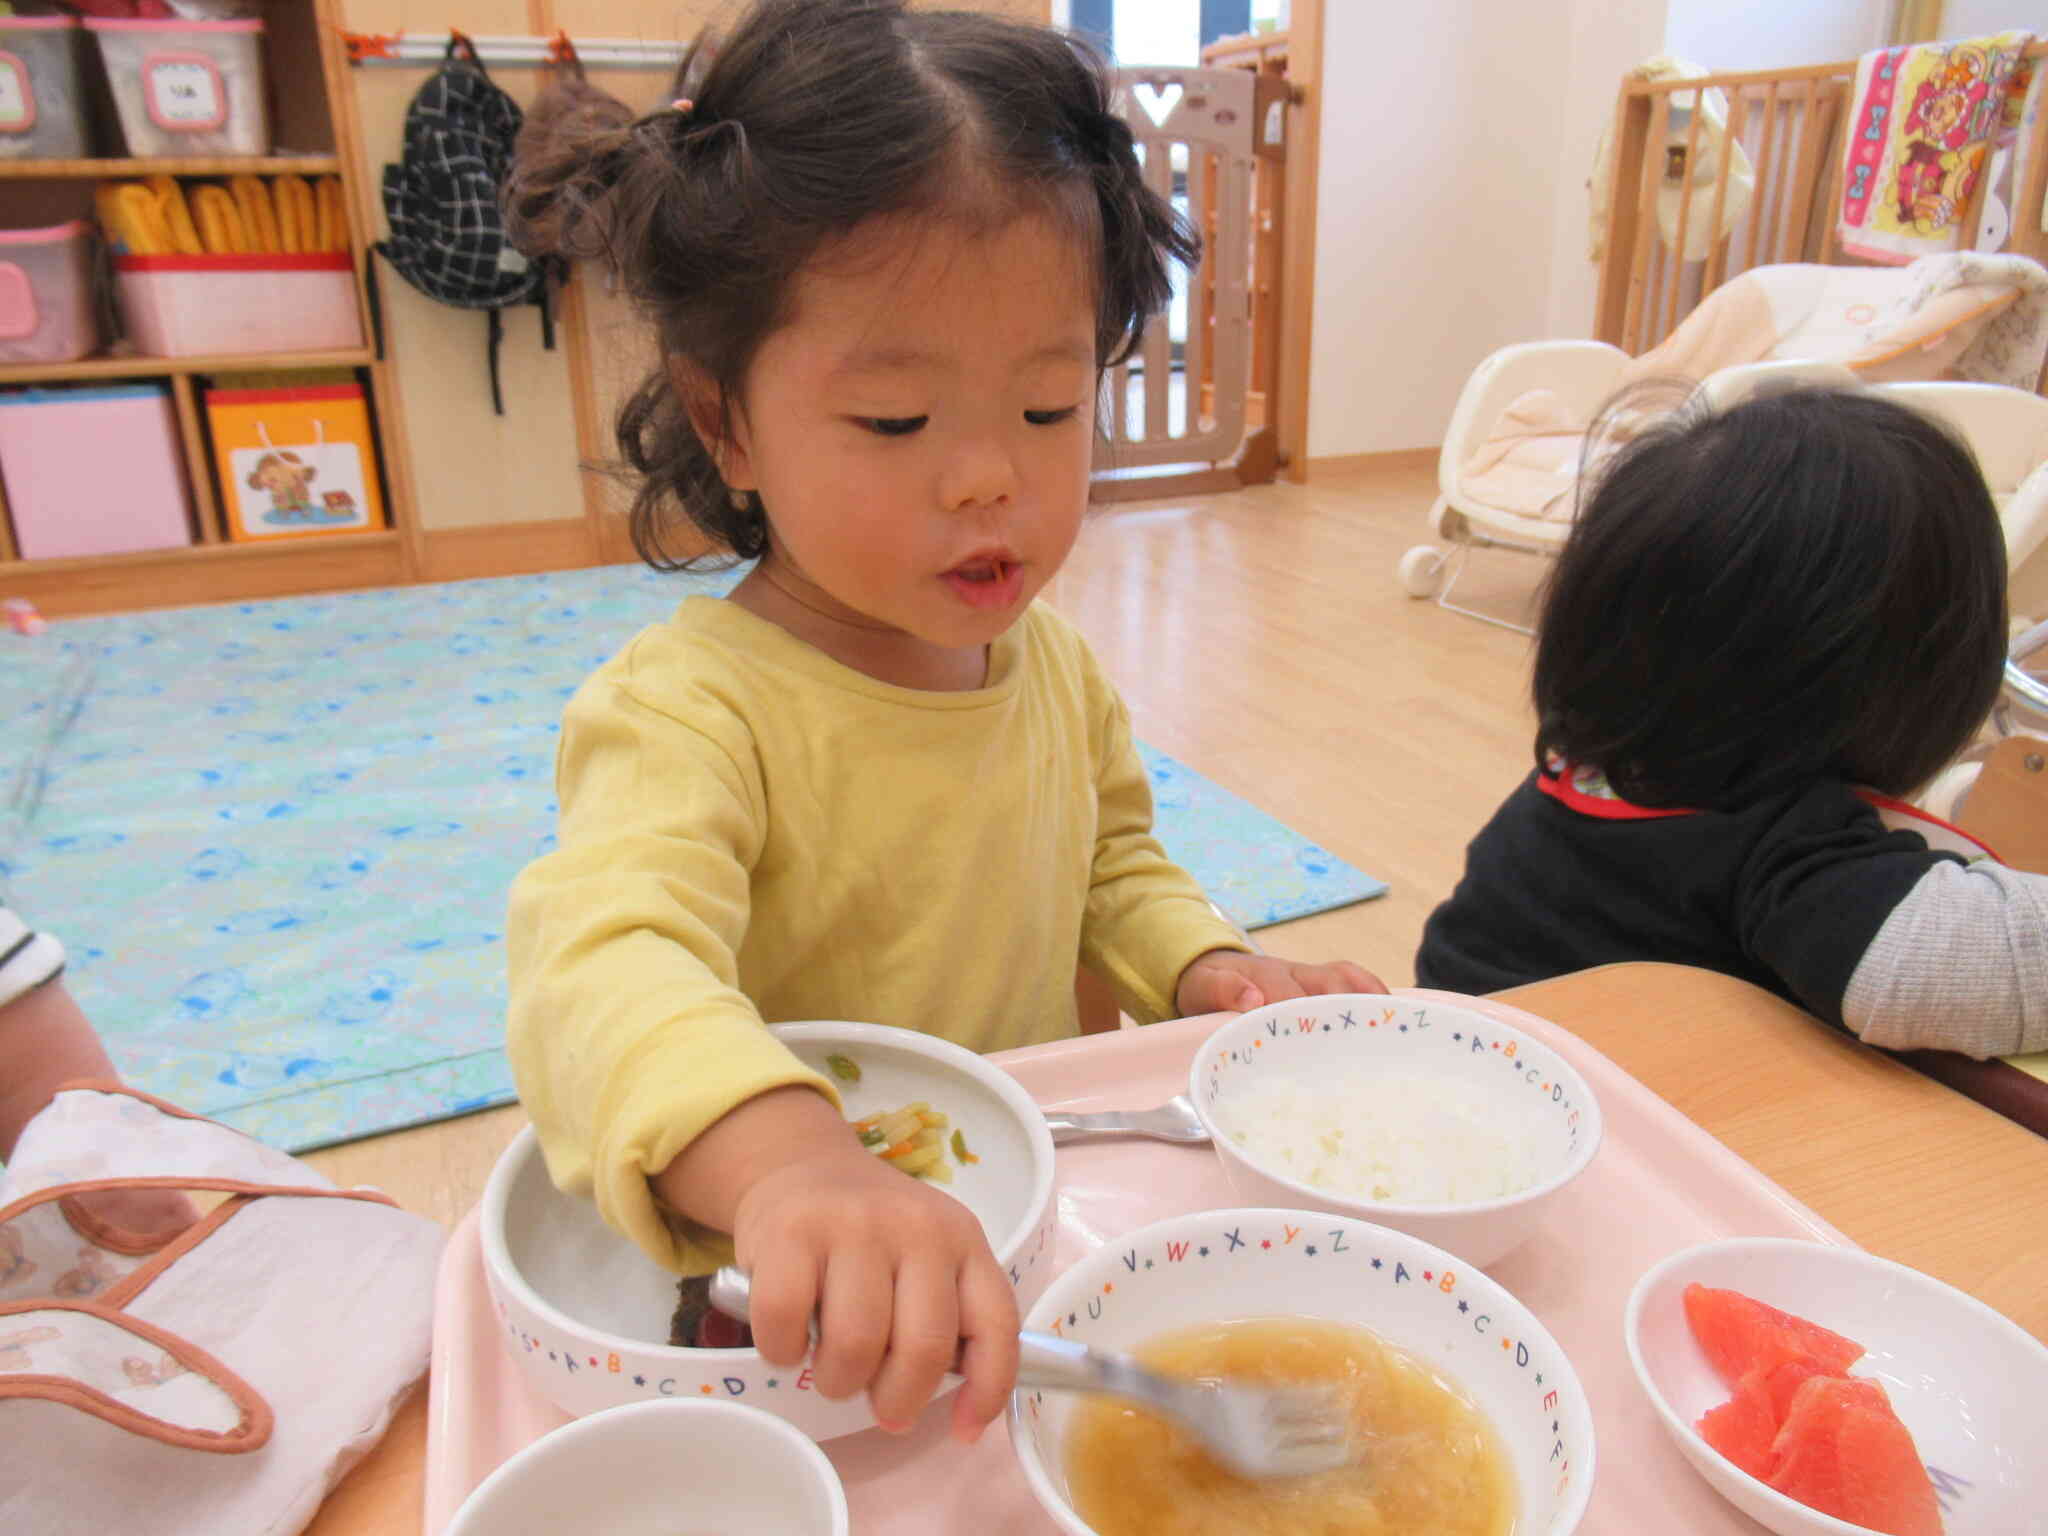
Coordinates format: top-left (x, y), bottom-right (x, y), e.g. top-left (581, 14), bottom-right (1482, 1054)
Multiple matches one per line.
top-left (0, 54), bottom-right (35, 134)
top-left (142, 51), bottom-right (227, 133)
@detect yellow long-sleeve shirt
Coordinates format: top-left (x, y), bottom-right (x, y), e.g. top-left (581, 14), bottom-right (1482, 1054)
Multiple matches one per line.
top-left (506, 597), bottom-right (1245, 1272)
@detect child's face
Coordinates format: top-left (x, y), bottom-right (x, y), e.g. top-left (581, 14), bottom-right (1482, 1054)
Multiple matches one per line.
top-left (721, 210), bottom-right (1098, 660)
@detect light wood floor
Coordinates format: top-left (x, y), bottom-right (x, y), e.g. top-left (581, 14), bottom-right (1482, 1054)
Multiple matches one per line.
top-left (1046, 451), bottom-right (1547, 989)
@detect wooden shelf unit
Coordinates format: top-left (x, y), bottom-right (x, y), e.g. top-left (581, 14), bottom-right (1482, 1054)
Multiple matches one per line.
top-left (0, 0), bottom-right (417, 616)
top-left (0, 348), bottom-right (375, 386)
top-left (0, 154), bottom-right (341, 180)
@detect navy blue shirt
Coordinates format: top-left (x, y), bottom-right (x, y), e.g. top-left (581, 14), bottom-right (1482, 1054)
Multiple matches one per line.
top-left (1415, 765), bottom-right (1963, 1025)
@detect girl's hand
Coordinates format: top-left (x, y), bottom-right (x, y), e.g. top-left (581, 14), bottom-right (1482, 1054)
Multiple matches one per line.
top-left (1174, 948), bottom-right (1387, 1016)
top-left (655, 1085), bottom-right (1019, 1443)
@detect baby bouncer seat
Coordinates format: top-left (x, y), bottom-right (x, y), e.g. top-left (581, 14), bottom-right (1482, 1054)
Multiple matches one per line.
top-left (1398, 253), bottom-right (2048, 630)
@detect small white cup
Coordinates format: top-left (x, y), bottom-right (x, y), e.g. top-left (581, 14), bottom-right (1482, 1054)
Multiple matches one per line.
top-left (444, 1398), bottom-right (850, 1536)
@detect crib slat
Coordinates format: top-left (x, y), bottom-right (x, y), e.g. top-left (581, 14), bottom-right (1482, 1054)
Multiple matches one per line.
top-left (1664, 89), bottom-right (1709, 340)
top-left (1776, 78), bottom-right (1827, 261)
top-left (1702, 84), bottom-right (1748, 294)
top-left (1624, 90), bottom-right (1673, 354)
top-left (1594, 91), bottom-right (1652, 345)
top-left (1745, 81), bottom-right (1781, 275)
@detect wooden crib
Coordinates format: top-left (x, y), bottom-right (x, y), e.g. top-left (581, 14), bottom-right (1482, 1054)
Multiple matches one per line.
top-left (1591, 40), bottom-right (2048, 393)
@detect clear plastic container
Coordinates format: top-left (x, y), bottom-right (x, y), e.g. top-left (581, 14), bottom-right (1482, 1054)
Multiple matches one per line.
top-left (0, 16), bottom-right (92, 160)
top-left (0, 221), bottom-right (101, 365)
top-left (86, 18), bottom-right (269, 158)
top-left (0, 384), bottom-right (194, 560)
top-left (114, 251), bottom-right (362, 357)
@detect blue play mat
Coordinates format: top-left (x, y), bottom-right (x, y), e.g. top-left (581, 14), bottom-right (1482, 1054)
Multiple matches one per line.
top-left (0, 564), bottom-right (1383, 1151)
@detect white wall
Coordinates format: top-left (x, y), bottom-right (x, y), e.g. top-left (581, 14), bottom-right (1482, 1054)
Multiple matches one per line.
top-left (1664, 0), bottom-right (1887, 70)
top-left (1307, 0), bottom-right (1577, 456)
top-left (1306, 0), bottom-right (1901, 458)
top-left (1941, 0), bottom-right (2039, 34)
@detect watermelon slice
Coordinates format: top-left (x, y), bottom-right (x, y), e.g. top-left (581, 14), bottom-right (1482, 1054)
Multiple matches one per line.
top-left (1764, 1375), bottom-right (1944, 1536)
top-left (1683, 1282), bottom-right (1865, 1388)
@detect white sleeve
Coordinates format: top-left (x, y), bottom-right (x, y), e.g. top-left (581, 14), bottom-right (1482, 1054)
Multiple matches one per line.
top-left (0, 906), bottom-right (67, 1009)
top-left (1842, 861), bottom-right (2048, 1058)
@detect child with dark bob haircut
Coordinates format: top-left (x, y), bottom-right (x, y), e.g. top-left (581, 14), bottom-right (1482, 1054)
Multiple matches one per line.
top-left (1417, 384), bottom-right (2048, 1056)
top-left (504, 0), bottom-right (1382, 1447)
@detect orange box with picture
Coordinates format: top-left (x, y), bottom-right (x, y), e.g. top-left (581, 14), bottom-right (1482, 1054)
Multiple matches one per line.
top-left (204, 381), bottom-right (385, 541)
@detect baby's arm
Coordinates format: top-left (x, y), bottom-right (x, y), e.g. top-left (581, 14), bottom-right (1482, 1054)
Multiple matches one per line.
top-left (0, 911), bottom-right (197, 1243)
top-left (0, 914), bottom-right (108, 1159)
top-left (1840, 860), bottom-right (2048, 1057)
top-left (651, 1086), bottom-right (1019, 1442)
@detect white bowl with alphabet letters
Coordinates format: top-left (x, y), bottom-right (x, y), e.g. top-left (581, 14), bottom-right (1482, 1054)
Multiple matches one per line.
top-left (479, 1020), bottom-right (1058, 1441)
top-left (1008, 1207), bottom-right (1596, 1536)
top-left (1189, 993), bottom-right (1603, 1268)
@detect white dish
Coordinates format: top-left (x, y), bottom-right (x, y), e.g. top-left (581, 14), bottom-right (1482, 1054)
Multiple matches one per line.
top-left (480, 1020), bottom-right (1058, 1440)
top-left (1625, 1237), bottom-right (2048, 1536)
top-left (1190, 993), bottom-right (1602, 1266)
top-left (442, 1398), bottom-right (848, 1536)
top-left (1007, 1205), bottom-right (1596, 1536)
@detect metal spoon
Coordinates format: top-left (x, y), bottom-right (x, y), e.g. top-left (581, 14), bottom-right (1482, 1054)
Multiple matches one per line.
top-left (1043, 1093), bottom-right (1210, 1146)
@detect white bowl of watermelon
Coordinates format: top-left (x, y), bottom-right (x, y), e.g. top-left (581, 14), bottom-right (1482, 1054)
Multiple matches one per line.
top-left (1625, 1238), bottom-right (2048, 1536)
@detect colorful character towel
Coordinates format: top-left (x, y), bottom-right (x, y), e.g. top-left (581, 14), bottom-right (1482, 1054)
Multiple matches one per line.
top-left (1839, 31), bottom-right (2036, 264)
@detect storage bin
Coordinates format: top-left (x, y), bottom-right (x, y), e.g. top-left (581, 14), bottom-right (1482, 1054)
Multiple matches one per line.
top-left (86, 18), bottom-right (268, 158)
top-left (0, 16), bottom-right (91, 160)
top-left (0, 385), bottom-right (193, 560)
top-left (0, 222), bottom-right (101, 365)
top-left (205, 381), bottom-right (386, 541)
top-left (115, 251), bottom-right (362, 357)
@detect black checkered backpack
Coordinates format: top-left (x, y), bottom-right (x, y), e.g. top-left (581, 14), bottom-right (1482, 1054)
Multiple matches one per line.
top-left (374, 35), bottom-right (556, 414)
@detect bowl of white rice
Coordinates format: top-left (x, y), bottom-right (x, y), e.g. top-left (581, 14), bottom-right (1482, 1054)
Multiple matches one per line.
top-left (1190, 993), bottom-right (1602, 1267)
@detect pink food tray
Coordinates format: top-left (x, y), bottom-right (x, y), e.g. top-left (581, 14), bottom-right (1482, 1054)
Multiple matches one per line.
top-left (424, 992), bottom-right (1850, 1532)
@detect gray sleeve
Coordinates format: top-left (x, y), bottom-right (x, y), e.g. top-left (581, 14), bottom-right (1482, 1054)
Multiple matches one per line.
top-left (1842, 861), bottom-right (2048, 1058)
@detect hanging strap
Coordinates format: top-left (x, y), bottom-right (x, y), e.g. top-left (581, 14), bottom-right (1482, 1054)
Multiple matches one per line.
top-left (487, 307), bottom-right (505, 415)
top-left (536, 270), bottom-right (557, 352)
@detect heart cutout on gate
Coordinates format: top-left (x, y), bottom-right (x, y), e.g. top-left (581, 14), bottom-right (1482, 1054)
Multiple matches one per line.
top-left (1132, 80), bottom-right (1183, 129)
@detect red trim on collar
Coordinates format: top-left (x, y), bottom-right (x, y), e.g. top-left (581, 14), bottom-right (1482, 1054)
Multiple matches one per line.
top-left (1538, 764), bottom-right (1698, 820)
top-left (1853, 788), bottom-right (1999, 861)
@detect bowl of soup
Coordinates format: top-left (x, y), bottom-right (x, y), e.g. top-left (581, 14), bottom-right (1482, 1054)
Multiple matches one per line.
top-left (1190, 993), bottom-right (1602, 1267)
top-left (480, 1020), bottom-right (1058, 1440)
top-left (1008, 1205), bottom-right (1596, 1536)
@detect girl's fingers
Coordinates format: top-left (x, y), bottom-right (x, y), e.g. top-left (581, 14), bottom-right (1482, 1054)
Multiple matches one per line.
top-left (1329, 960), bottom-right (1388, 994)
top-left (814, 1245), bottom-right (893, 1401)
top-left (867, 1253), bottom-right (959, 1432)
top-left (745, 1250), bottom-right (820, 1369)
top-left (949, 1253), bottom-right (1022, 1443)
top-left (1253, 964), bottom-right (1308, 1004)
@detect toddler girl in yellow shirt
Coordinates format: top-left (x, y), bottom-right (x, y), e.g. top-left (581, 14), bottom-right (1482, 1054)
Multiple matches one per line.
top-left (504, 0), bottom-right (1383, 1449)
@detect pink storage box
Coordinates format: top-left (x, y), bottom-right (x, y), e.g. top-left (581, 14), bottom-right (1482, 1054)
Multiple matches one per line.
top-left (115, 251), bottom-right (363, 357)
top-left (0, 16), bottom-right (91, 160)
top-left (0, 384), bottom-right (193, 560)
top-left (85, 17), bottom-right (268, 158)
top-left (0, 222), bottom-right (101, 365)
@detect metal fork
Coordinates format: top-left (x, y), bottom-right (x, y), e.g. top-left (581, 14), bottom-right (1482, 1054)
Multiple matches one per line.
top-left (1042, 1092), bottom-right (1210, 1146)
top-left (707, 1267), bottom-right (1354, 1480)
